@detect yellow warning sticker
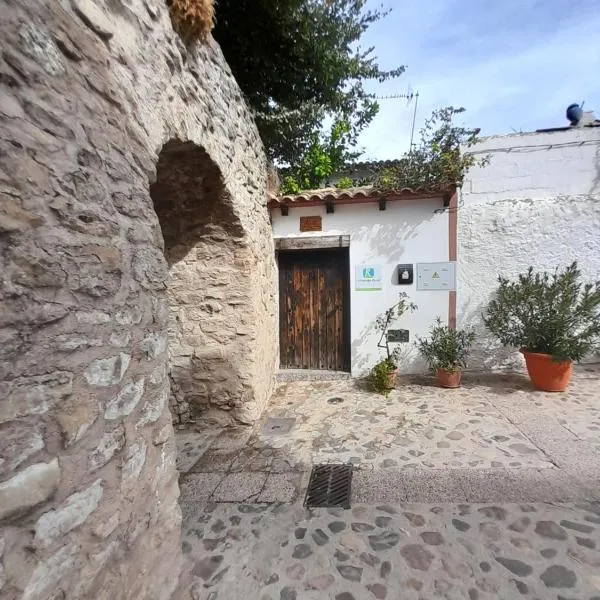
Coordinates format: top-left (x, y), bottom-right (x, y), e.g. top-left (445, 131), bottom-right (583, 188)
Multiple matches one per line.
top-left (432, 272), bottom-right (440, 279)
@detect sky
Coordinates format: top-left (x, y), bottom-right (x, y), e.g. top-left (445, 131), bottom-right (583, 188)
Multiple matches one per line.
top-left (356, 0), bottom-right (600, 160)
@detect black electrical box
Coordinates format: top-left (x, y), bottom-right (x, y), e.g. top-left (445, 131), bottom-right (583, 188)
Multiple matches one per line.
top-left (387, 329), bottom-right (410, 343)
top-left (397, 264), bottom-right (414, 285)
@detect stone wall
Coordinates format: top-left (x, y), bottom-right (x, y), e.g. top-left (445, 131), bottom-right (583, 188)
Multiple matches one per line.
top-left (0, 1), bottom-right (277, 598)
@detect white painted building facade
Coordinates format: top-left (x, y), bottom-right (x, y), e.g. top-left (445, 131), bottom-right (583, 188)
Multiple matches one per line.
top-left (271, 124), bottom-right (600, 376)
top-left (271, 192), bottom-right (453, 375)
top-left (459, 125), bottom-right (600, 369)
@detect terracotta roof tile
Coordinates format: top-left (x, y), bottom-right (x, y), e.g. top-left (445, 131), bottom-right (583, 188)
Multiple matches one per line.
top-left (269, 185), bottom-right (453, 206)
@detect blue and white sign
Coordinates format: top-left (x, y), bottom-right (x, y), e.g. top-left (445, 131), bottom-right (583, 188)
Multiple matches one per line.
top-left (355, 265), bottom-right (382, 291)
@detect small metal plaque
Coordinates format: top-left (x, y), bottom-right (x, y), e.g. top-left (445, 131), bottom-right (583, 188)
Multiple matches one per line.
top-left (300, 215), bottom-right (322, 232)
top-left (387, 329), bottom-right (409, 343)
top-left (261, 417), bottom-right (295, 435)
top-left (355, 265), bottom-right (383, 291)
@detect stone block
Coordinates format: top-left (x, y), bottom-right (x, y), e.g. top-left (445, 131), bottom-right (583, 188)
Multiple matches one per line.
top-left (0, 372), bottom-right (73, 423)
top-left (121, 440), bottom-right (147, 488)
top-left (0, 424), bottom-right (44, 477)
top-left (104, 379), bottom-right (145, 420)
top-left (89, 424), bottom-right (125, 471)
top-left (0, 459), bottom-right (60, 521)
top-left (56, 392), bottom-right (99, 447)
top-left (34, 479), bottom-right (103, 548)
top-left (21, 544), bottom-right (78, 600)
top-left (84, 353), bottom-right (130, 387)
top-left (141, 331), bottom-right (168, 359)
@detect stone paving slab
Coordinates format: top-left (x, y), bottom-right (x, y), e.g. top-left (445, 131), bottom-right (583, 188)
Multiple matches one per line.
top-left (177, 501), bottom-right (600, 600)
top-left (176, 430), bottom-right (222, 474)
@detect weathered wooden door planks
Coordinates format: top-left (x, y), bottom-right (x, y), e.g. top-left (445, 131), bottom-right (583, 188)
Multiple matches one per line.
top-left (278, 249), bottom-right (350, 371)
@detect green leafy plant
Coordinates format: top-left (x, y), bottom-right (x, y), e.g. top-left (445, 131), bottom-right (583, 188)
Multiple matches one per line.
top-left (213, 0), bottom-right (403, 166)
top-left (417, 318), bottom-right (475, 372)
top-left (368, 293), bottom-right (417, 394)
top-left (280, 175), bottom-right (301, 195)
top-left (336, 176), bottom-right (354, 189)
top-left (367, 357), bottom-right (397, 396)
top-left (483, 262), bottom-right (600, 362)
top-left (373, 106), bottom-right (490, 192)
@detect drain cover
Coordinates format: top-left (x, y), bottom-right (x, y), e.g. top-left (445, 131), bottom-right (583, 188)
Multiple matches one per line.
top-left (261, 417), bottom-right (295, 435)
top-left (304, 464), bottom-right (352, 509)
top-left (327, 397), bottom-right (344, 404)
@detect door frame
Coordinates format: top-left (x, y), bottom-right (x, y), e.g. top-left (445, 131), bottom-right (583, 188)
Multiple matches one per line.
top-left (276, 244), bottom-right (351, 372)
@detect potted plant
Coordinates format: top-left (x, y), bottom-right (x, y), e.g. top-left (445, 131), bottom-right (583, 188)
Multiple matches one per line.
top-left (483, 263), bottom-right (600, 392)
top-left (368, 293), bottom-right (417, 395)
top-left (417, 318), bottom-right (475, 388)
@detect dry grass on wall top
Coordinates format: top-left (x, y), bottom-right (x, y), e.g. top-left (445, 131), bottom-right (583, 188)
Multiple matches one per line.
top-left (167, 0), bottom-right (214, 41)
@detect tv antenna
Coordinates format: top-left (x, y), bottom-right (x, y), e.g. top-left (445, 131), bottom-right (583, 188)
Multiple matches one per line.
top-left (374, 89), bottom-right (420, 150)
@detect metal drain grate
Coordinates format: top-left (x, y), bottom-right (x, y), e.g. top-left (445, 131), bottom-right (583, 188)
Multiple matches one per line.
top-left (304, 464), bottom-right (352, 509)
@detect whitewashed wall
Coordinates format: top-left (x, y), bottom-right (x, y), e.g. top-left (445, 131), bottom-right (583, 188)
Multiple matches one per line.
top-left (272, 200), bottom-right (449, 375)
top-left (459, 126), bottom-right (600, 369)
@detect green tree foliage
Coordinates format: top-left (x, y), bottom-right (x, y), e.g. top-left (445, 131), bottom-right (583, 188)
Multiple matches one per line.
top-left (280, 118), bottom-right (358, 192)
top-left (213, 0), bottom-right (403, 166)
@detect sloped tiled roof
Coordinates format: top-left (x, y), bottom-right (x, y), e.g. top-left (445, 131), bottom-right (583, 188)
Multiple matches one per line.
top-left (268, 185), bottom-right (452, 207)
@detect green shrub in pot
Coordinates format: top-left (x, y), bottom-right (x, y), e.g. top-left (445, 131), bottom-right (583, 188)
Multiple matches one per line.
top-left (417, 318), bottom-right (475, 388)
top-left (483, 262), bottom-right (600, 391)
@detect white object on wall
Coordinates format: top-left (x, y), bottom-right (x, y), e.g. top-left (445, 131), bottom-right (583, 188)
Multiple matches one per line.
top-left (355, 265), bottom-right (383, 290)
top-left (417, 262), bottom-right (456, 291)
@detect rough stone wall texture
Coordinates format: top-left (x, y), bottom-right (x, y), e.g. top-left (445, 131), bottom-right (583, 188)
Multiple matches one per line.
top-left (0, 1), bottom-right (277, 598)
top-left (458, 127), bottom-right (600, 369)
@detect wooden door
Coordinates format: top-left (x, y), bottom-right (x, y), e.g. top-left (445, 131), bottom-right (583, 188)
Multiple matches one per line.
top-left (278, 249), bottom-right (350, 371)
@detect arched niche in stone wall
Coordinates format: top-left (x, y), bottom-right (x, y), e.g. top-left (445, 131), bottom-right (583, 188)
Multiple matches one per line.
top-left (150, 139), bottom-right (258, 425)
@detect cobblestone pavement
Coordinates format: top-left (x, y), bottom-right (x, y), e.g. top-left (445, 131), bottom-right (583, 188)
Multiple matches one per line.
top-left (176, 366), bottom-right (600, 598)
top-left (178, 367), bottom-right (600, 504)
top-left (178, 501), bottom-right (600, 600)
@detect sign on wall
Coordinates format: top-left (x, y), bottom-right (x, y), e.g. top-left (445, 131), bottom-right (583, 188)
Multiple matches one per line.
top-left (416, 262), bottom-right (456, 291)
top-left (355, 265), bottom-right (382, 291)
top-left (299, 215), bottom-right (322, 232)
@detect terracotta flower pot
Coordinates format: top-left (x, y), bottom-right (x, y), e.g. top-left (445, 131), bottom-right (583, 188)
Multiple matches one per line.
top-left (386, 369), bottom-right (398, 390)
top-left (522, 350), bottom-right (573, 392)
top-left (436, 368), bottom-right (462, 388)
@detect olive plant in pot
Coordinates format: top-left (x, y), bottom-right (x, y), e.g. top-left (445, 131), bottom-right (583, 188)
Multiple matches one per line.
top-left (483, 263), bottom-right (600, 392)
top-left (417, 318), bottom-right (475, 388)
top-left (368, 293), bottom-right (417, 395)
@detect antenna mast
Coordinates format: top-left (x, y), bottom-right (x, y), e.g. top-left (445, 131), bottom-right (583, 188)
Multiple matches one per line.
top-left (374, 90), bottom-right (420, 152)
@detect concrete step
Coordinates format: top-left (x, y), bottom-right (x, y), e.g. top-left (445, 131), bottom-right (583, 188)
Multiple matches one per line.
top-left (276, 369), bottom-right (352, 382)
